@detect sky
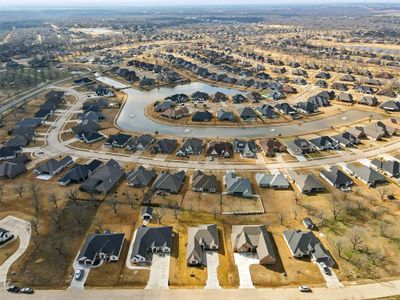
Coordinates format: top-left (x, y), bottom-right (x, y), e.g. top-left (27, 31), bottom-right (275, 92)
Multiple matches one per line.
top-left (1, 0), bottom-right (399, 8)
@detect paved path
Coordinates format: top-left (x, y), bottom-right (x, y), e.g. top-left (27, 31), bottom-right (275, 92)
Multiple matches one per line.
top-left (317, 263), bottom-right (343, 288)
top-left (0, 216), bottom-right (31, 286)
top-left (234, 252), bottom-right (258, 289)
top-left (145, 254), bottom-right (170, 289)
top-left (68, 256), bottom-right (90, 290)
top-left (204, 251), bottom-right (221, 289)
top-left (1, 280), bottom-right (400, 300)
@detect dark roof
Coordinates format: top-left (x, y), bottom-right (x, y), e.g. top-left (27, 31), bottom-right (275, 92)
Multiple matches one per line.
top-left (152, 170), bottom-right (185, 193)
top-left (78, 233), bottom-right (125, 264)
top-left (131, 226), bottom-right (173, 261)
top-left (192, 170), bottom-right (218, 192)
top-left (80, 159), bottom-right (124, 194)
top-left (0, 161), bottom-right (26, 178)
top-left (126, 166), bottom-right (157, 187)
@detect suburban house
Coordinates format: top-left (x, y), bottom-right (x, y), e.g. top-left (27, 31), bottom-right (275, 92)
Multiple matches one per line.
top-left (126, 134), bottom-right (154, 151)
top-left (191, 110), bottom-right (212, 122)
top-left (275, 103), bottom-right (300, 119)
top-left (232, 139), bottom-right (257, 158)
top-left (238, 107), bottom-right (258, 122)
top-left (155, 100), bottom-right (175, 112)
top-left (0, 146), bottom-right (22, 161)
top-left (105, 133), bottom-right (132, 148)
top-left (359, 96), bottom-right (378, 106)
top-left (206, 142), bottom-right (233, 158)
top-left (256, 104), bottom-right (277, 119)
top-left (141, 206), bottom-right (153, 221)
top-left (309, 136), bottom-right (340, 151)
top-left (80, 159), bottom-right (125, 194)
top-left (291, 172), bottom-right (325, 194)
top-left (176, 138), bottom-right (203, 156)
top-left (186, 224), bottom-right (219, 266)
top-left (0, 161), bottom-right (27, 179)
top-left (151, 138), bottom-right (177, 154)
top-left (77, 232), bottom-right (125, 266)
top-left (161, 107), bottom-right (189, 119)
top-left (285, 139), bottom-right (315, 155)
top-left (213, 92), bottom-right (228, 102)
top-left (379, 100), bottom-right (400, 112)
top-left (217, 109), bottom-right (236, 122)
top-left (259, 138), bottom-right (286, 157)
top-left (255, 172), bottom-right (289, 189)
top-left (58, 159), bottom-right (102, 186)
top-left (192, 170), bottom-right (218, 193)
top-left (130, 226), bottom-right (173, 265)
top-left (296, 101), bottom-right (318, 114)
top-left (0, 228), bottom-right (14, 245)
top-left (337, 92), bottom-right (354, 103)
top-left (225, 172), bottom-right (253, 197)
top-left (33, 156), bottom-right (73, 176)
top-left (345, 163), bottom-right (387, 187)
top-left (152, 170), bottom-right (185, 194)
top-left (232, 225), bottom-right (277, 265)
top-left (283, 229), bottom-right (334, 267)
top-left (320, 166), bottom-right (353, 191)
top-left (126, 166), bottom-right (157, 187)
top-left (165, 93), bottom-right (189, 103)
top-left (331, 131), bottom-right (360, 147)
top-left (370, 159), bottom-right (400, 178)
top-left (191, 91), bottom-right (209, 101)
top-left (232, 94), bottom-right (247, 103)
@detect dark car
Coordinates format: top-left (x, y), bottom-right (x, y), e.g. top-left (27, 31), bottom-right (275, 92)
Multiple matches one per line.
top-left (6, 285), bottom-right (20, 293)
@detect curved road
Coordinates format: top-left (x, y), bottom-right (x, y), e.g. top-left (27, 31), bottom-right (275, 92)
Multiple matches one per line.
top-left (96, 76), bottom-right (383, 139)
top-left (39, 85), bottom-right (400, 171)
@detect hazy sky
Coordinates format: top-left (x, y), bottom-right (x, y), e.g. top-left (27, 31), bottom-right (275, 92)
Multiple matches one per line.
top-left (1, 0), bottom-right (399, 8)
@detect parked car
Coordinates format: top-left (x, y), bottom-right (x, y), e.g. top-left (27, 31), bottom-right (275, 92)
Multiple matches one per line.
top-left (74, 268), bottom-right (84, 280)
top-left (6, 285), bottom-right (20, 293)
top-left (20, 287), bottom-right (34, 294)
top-left (298, 285), bottom-right (312, 292)
top-left (320, 262), bottom-right (331, 275)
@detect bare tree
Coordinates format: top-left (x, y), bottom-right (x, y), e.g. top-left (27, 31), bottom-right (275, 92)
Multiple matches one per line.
top-left (377, 186), bottom-right (389, 201)
top-left (32, 234), bottom-right (40, 249)
top-left (127, 193), bottom-right (137, 209)
top-left (72, 203), bottom-right (83, 225)
top-left (51, 239), bottom-right (64, 255)
top-left (14, 182), bottom-right (24, 197)
top-left (107, 198), bottom-right (119, 214)
top-left (0, 184), bottom-right (3, 202)
top-left (293, 192), bottom-right (302, 206)
top-left (30, 218), bottom-right (40, 235)
top-left (278, 213), bottom-right (285, 225)
top-left (48, 193), bottom-right (58, 209)
top-left (379, 221), bottom-right (390, 238)
top-left (29, 183), bottom-right (40, 198)
top-left (66, 188), bottom-right (78, 203)
top-left (51, 208), bottom-right (62, 230)
top-left (333, 239), bottom-right (345, 258)
top-left (94, 218), bottom-right (104, 231)
top-left (292, 207), bottom-right (299, 220)
top-left (32, 192), bottom-right (41, 216)
top-left (349, 229), bottom-right (363, 250)
top-left (330, 201), bottom-right (343, 221)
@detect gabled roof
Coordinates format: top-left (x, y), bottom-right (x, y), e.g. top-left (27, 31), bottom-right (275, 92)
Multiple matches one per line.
top-left (225, 172), bottom-right (253, 197)
top-left (0, 161), bottom-right (26, 178)
top-left (346, 163), bottom-right (387, 185)
top-left (232, 225), bottom-right (277, 264)
top-left (78, 232), bottom-right (124, 264)
top-left (80, 159), bottom-right (124, 194)
top-left (152, 170), bottom-right (185, 193)
top-left (186, 224), bottom-right (219, 265)
top-left (34, 156), bottom-right (73, 174)
top-left (320, 166), bottom-right (353, 187)
top-left (255, 172), bottom-right (289, 188)
top-left (131, 226), bottom-right (173, 261)
top-left (126, 166), bottom-right (157, 187)
top-left (292, 173), bottom-right (324, 193)
top-left (192, 170), bottom-right (218, 192)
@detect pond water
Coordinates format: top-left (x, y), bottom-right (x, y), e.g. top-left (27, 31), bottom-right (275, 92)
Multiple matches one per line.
top-left (96, 76), bottom-right (382, 139)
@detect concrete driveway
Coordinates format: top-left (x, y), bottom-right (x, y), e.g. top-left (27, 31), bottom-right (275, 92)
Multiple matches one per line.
top-left (317, 263), bottom-right (344, 288)
top-left (204, 251), bottom-right (221, 289)
top-left (234, 252), bottom-right (258, 289)
top-left (0, 216), bottom-right (31, 286)
top-left (145, 253), bottom-right (170, 289)
top-left (68, 259), bottom-right (91, 290)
